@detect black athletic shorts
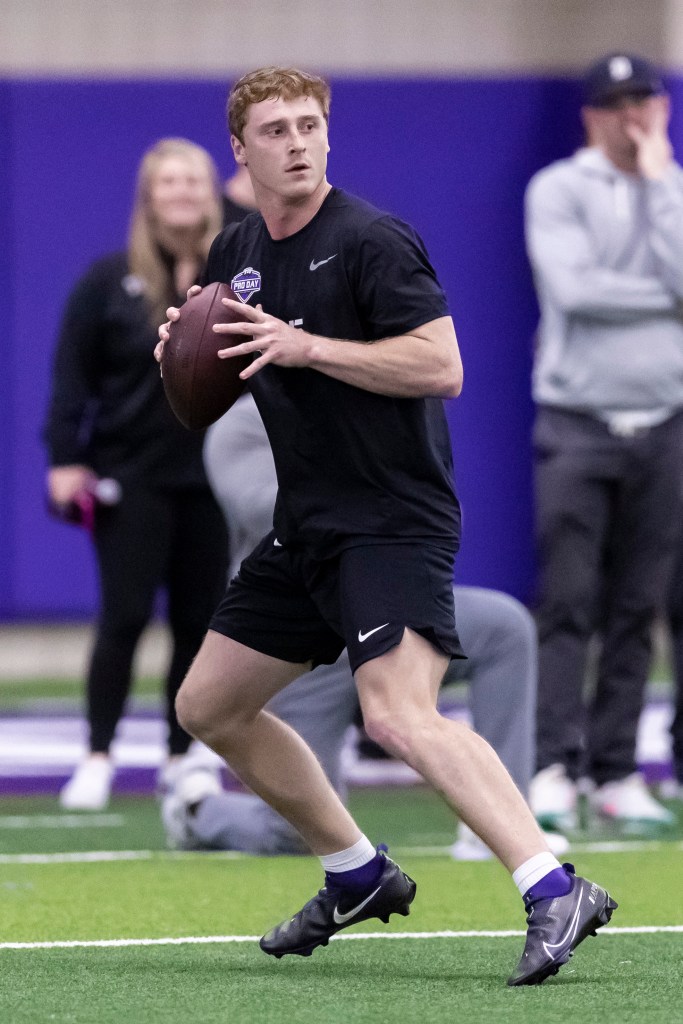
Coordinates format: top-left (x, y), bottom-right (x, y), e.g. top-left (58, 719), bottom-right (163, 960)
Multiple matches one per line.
top-left (209, 531), bottom-right (465, 673)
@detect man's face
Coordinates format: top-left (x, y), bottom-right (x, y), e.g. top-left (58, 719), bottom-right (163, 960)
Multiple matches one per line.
top-left (231, 94), bottom-right (329, 204)
top-left (583, 93), bottom-right (670, 165)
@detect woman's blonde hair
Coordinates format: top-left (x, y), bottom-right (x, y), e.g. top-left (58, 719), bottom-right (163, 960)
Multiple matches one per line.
top-left (128, 137), bottom-right (223, 327)
top-left (228, 66), bottom-right (330, 142)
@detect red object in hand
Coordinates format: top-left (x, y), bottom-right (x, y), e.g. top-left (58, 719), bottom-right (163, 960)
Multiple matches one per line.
top-left (48, 478), bottom-right (122, 532)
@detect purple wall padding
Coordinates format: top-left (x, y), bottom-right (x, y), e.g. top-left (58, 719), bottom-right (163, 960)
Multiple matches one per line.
top-left (6, 72), bottom-right (654, 618)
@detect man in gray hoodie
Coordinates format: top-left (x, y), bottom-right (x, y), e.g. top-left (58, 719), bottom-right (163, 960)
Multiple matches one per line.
top-left (526, 53), bottom-right (683, 829)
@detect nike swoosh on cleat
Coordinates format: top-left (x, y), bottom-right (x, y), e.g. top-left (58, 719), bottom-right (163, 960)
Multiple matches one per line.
top-left (358, 623), bottom-right (390, 643)
top-left (542, 900), bottom-right (583, 960)
top-left (309, 254), bottom-right (337, 271)
top-left (333, 885), bottom-right (382, 925)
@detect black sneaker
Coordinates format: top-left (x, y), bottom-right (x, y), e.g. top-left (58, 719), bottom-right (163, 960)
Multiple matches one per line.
top-left (507, 863), bottom-right (618, 986)
top-left (260, 850), bottom-right (416, 958)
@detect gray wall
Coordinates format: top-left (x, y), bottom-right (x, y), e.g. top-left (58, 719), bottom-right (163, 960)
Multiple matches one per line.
top-left (0, 0), bottom-right (677, 76)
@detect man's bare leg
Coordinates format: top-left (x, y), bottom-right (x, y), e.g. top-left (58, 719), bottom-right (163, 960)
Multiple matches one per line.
top-left (175, 630), bottom-right (362, 854)
top-left (355, 627), bottom-right (549, 872)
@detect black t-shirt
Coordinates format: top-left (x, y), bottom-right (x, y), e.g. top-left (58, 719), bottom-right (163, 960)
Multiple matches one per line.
top-left (205, 187), bottom-right (460, 556)
top-left (44, 253), bottom-right (210, 488)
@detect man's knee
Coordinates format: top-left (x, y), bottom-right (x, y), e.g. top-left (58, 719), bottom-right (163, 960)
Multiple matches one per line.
top-left (174, 632), bottom-right (305, 744)
top-left (363, 702), bottom-right (472, 766)
top-left (174, 666), bottom-right (245, 744)
top-left (489, 591), bottom-right (536, 647)
top-left (361, 698), bottom-right (443, 761)
top-left (175, 680), bottom-right (212, 741)
top-left (361, 709), bottom-right (412, 760)
top-left (357, 630), bottom-right (449, 757)
top-left (457, 588), bottom-right (536, 659)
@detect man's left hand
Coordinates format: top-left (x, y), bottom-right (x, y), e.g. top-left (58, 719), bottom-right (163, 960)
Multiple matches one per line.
top-left (214, 299), bottom-right (315, 379)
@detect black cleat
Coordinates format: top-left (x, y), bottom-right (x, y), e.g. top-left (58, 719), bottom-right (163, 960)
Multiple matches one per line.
top-left (508, 863), bottom-right (618, 986)
top-left (260, 850), bottom-right (416, 958)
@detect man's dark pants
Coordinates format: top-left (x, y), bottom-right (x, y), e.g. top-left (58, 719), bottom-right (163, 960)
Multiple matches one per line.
top-left (533, 406), bottom-right (683, 785)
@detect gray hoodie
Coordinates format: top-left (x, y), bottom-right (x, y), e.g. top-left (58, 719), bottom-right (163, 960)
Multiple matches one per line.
top-left (525, 147), bottom-right (683, 423)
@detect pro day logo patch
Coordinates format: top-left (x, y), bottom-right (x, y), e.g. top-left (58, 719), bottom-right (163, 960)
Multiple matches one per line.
top-left (231, 266), bottom-right (261, 304)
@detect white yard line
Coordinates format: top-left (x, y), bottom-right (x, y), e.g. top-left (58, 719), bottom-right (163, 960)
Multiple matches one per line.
top-left (1, 926), bottom-right (682, 951)
top-left (0, 814), bottom-right (125, 829)
top-left (0, 839), bottom-right (681, 865)
top-left (0, 849), bottom-right (245, 864)
top-left (398, 840), bottom-right (683, 856)
top-left (0, 850), bottom-right (155, 864)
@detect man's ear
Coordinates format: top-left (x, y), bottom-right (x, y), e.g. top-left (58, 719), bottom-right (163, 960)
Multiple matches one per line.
top-left (231, 135), bottom-right (247, 166)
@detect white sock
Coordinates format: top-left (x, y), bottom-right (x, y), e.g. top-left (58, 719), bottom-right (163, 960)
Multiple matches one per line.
top-left (512, 852), bottom-right (563, 897)
top-left (320, 835), bottom-right (376, 873)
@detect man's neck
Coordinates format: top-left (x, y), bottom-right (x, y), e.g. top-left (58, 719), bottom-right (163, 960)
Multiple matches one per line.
top-left (259, 180), bottom-right (332, 240)
top-left (594, 143), bottom-right (639, 176)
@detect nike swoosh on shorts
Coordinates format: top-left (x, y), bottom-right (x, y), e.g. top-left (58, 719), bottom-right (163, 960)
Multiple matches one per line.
top-left (358, 624), bottom-right (390, 643)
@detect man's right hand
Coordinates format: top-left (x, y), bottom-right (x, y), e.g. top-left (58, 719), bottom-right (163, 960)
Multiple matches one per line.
top-left (154, 284), bottom-right (203, 364)
top-left (626, 96), bottom-right (673, 181)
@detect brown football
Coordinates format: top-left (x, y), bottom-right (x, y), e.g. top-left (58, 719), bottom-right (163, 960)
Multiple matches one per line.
top-left (162, 282), bottom-right (251, 430)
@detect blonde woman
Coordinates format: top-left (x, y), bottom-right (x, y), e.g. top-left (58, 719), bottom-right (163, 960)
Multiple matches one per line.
top-left (45, 138), bottom-right (228, 811)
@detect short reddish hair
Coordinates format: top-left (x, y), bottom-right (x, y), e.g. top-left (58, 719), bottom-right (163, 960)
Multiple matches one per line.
top-left (228, 66), bottom-right (331, 142)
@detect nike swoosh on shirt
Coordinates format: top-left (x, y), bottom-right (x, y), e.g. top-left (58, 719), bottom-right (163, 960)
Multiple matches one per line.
top-left (309, 254), bottom-right (337, 271)
top-left (358, 623), bottom-right (390, 643)
top-left (273, 538), bottom-right (282, 547)
top-left (333, 885), bottom-right (382, 925)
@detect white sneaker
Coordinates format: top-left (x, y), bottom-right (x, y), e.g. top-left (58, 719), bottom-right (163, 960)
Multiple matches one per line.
top-left (59, 756), bottom-right (114, 811)
top-left (449, 822), bottom-right (569, 861)
top-left (161, 764), bottom-right (223, 850)
top-left (659, 778), bottom-right (683, 801)
top-left (449, 823), bottom-right (493, 861)
top-left (529, 763), bottom-right (577, 830)
top-left (156, 743), bottom-right (223, 796)
top-left (543, 827), bottom-right (570, 857)
top-left (590, 772), bottom-right (674, 824)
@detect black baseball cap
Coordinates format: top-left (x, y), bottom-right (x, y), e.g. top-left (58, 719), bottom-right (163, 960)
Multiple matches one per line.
top-left (583, 53), bottom-right (665, 108)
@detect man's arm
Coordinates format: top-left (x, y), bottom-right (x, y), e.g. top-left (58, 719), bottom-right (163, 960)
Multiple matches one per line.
top-left (646, 176), bottom-right (683, 297)
top-left (306, 317), bottom-right (462, 398)
top-left (214, 303), bottom-right (463, 399)
top-left (628, 99), bottom-right (683, 298)
top-left (525, 172), bottom-right (677, 321)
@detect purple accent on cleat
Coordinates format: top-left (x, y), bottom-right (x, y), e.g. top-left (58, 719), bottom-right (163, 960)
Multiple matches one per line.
top-left (325, 844), bottom-right (387, 895)
top-left (524, 865), bottom-right (573, 906)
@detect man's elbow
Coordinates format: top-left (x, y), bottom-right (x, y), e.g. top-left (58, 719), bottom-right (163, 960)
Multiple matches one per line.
top-left (438, 353), bottom-right (463, 398)
top-left (448, 375), bottom-right (463, 398)
top-left (440, 376), bottom-right (463, 399)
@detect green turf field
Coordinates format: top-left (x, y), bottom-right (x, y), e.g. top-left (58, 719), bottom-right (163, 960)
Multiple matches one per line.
top-left (0, 789), bottom-right (682, 1024)
top-left (0, 674), bottom-right (163, 712)
top-left (1, 673), bottom-right (682, 1022)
